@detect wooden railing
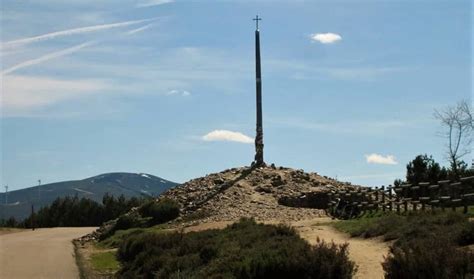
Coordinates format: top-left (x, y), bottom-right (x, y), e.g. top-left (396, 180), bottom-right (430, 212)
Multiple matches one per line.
top-left (327, 176), bottom-right (474, 218)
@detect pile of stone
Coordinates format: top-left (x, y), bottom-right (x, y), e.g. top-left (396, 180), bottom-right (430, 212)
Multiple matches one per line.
top-left (157, 165), bottom-right (360, 225)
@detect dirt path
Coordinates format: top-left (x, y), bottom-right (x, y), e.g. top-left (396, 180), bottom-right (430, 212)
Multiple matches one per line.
top-left (183, 218), bottom-right (389, 279)
top-left (0, 227), bottom-right (97, 279)
top-left (293, 219), bottom-right (389, 279)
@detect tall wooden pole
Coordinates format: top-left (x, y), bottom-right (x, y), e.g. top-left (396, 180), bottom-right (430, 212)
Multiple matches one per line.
top-left (253, 15), bottom-right (265, 167)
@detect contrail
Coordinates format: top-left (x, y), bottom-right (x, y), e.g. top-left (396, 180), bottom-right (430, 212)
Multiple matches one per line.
top-left (126, 24), bottom-right (154, 35)
top-left (2, 18), bottom-right (159, 49)
top-left (2, 41), bottom-right (95, 75)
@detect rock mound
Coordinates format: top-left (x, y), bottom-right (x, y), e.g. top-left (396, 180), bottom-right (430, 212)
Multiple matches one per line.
top-left (158, 165), bottom-right (360, 224)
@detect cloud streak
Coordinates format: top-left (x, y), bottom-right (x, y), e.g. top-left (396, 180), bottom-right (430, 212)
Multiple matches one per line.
top-left (310, 33), bottom-right (342, 44)
top-left (2, 75), bottom-right (109, 113)
top-left (2, 18), bottom-right (158, 49)
top-left (166, 89), bottom-right (191, 97)
top-left (136, 0), bottom-right (174, 8)
top-left (202, 130), bottom-right (253, 144)
top-left (365, 153), bottom-right (398, 165)
top-left (126, 23), bottom-right (154, 35)
top-left (2, 41), bottom-right (96, 75)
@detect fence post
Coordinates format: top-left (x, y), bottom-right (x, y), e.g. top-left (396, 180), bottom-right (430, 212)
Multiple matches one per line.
top-left (388, 185), bottom-right (393, 212)
top-left (460, 176), bottom-right (474, 214)
top-left (382, 186), bottom-right (386, 212)
top-left (375, 187), bottom-right (379, 212)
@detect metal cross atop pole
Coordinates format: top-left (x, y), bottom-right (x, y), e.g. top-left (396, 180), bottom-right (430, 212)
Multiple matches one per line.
top-left (253, 15), bottom-right (262, 30)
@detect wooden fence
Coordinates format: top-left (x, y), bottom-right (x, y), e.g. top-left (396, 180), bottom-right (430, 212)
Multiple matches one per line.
top-left (327, 176), bottom-right (474, 218)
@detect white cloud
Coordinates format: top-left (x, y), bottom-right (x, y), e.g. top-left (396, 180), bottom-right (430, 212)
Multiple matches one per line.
top-left (166, 89), bottom-right (191, 97)
top-left (2, 41), bottom-right (95, 75)
top-left (1, 75), bottom-right (110, 114)
top-left (202, 130), bottom-right (253, 144)
top-left (136, 0), bottom-right (174, 7)
top-left (2, 18), bottom-right (158, 49)
top-left (365, 153), bottom-right (398, 165)
top-left (310, 33), bottom-right (342, 44)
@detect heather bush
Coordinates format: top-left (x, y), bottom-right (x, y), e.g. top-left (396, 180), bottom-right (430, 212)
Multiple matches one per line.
top-left (138, 198), bottom-right (180, 225)
top-left (383, 236), bottom-right (474, 279)
top-left (336, 211), bottom-right (474, 278)
top-left (336, 211), bottom-right (474, 245)
top-left (116, 218), bottom-right (356, 279)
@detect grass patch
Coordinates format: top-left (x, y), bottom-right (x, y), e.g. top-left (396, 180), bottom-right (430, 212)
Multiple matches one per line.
top-left (90, 251), bottom-right (120, 273)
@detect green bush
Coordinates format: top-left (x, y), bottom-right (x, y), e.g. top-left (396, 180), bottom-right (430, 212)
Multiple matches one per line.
top-left (456, 221), bottom-right (474, 246)
top-left (336, 211), bottom-right (474, 278)
top-left (336, 211), bottom-right (474, 245)
top-left (115, 215), bottom-right (143, 231)
top-left (383, 236), bottom-right (474, 279)
top-left (116, 218), bottom-right (356, 279)
top-left (138, 199), bottom-right (180, 225)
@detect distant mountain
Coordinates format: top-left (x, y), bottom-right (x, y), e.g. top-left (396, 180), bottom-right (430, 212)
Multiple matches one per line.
top-left (0, 173), bottom-right (179, 221)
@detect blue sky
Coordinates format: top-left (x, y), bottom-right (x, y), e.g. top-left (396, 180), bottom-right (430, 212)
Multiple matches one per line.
top-left (1, 0), bottom-right (472, 191)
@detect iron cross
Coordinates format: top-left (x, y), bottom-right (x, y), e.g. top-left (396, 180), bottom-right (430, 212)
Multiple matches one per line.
top-left (253, 15), bottom-right (262, 30)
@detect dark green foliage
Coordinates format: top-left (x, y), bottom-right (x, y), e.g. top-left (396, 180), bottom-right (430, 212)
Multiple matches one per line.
top-left (98, 228), bottom-right (147, 248)
top-left (395, 154), bottom-right (473, 186)
top-left (17, 194), bottom-right (147, 228)
top-left (0, 216), bottom-right (19, 227)
top-left (405, 154), bottom-right (448, 185)
top-left (116, 218), bottom-right (356, 279)
top-left (335, 212), bottom-right (474, 278)
top-left (383, 236), bottom-right (474, 279)
top-left (99, 213), bottom-right (150, 241)
top-left (138, 199), bottom-right (180, 225)
top-left (114, 214), bottom-right (145, 231)
top-left (336, 211), bottom-right (474, 245)
top-left (455, 221), bottom-right (474, 246)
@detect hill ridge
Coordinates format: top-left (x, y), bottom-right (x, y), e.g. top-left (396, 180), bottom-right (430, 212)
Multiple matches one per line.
top-left (0, 172), bottom-right (178, 220)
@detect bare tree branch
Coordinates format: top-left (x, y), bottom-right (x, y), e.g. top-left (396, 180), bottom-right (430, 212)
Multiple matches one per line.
top-left (434, 99), bottom-right (473, 177)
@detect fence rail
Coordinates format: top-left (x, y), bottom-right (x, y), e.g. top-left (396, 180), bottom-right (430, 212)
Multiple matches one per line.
top-left (327, 176), bottom-right (474, 219)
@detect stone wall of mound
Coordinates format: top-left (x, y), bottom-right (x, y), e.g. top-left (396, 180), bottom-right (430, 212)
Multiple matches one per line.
top-left (277, 192), bottom-right (331, 209)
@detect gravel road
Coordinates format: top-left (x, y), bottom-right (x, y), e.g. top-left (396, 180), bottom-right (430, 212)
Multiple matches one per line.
top-left (0, 227), bottom-right (96, 279)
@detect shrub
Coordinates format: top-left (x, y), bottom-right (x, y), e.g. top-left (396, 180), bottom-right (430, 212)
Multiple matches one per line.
top-left (336, 211), bottom-right (474, 245)
top-left (456, 221), bottom-right (474, 246)
top-left (116, 218), bottom-right (356, 279)
top-left (115, 214), bottom-right (143, 231)
top-left (138, 199), bottom-right (180, 225)
top-left (383, 236), bottom-right (474, 279)
top-left (99, 213), bottom-right (149, 241)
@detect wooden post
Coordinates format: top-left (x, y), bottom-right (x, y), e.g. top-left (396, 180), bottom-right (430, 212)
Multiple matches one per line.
top-left (460, 176), bottom-right (474, 214)
top-left (394, 186), bottom-right (402, 214)
top-left (381, 186), bottom-right (386, 212)
top-left (376, 187), bottom-right (380, 212)
top-left (388, 185), bottom-right (393, 212)
top-left (31, 204), bottom-right (35, 231)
